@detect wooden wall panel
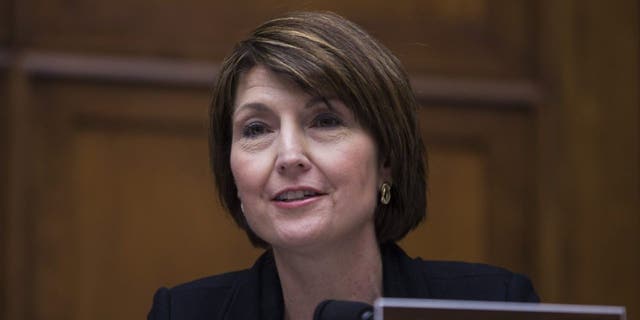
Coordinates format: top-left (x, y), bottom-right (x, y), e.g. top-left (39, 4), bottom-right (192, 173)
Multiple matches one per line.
top-left (3, 62), bottom-right (35, 320)
top-left (401, 105), bottom-right (535, 277)
top-left (22, 0), bottom-right (535, 77)
top-left (68, 131), bottom-right (261, 319)
top-left (29, 81), bottom-right (263, 319)
top-left (537, 1), bottom-right (639, 317)
top-left (0, 0), bottom-right (10, 45)
top-left (0, 72), bottom-right (8, 318)
top-left (402, 145), bottom-right (490, 263)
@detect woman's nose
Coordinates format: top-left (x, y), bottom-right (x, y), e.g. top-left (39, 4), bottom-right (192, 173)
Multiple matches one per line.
top-left (275, 127), bottom-right (311, 175)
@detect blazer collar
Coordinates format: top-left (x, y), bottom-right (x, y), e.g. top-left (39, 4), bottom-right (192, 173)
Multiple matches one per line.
top-left (381, 242), bottom-right (432, 298)
top-left (222, 243), bottom-right (431, 319)
top-left (223, 250), bottom-right (283, 320)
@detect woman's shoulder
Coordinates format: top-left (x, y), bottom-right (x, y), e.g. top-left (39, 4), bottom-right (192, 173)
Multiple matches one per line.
top-left (147, 270), bottom-right (250, 320)
top-left (147, 250), bottom-right (277, 320)
top-left (382, 243), bottom-right (539, 302)
top-left (171, 269), bottom-right (247, 292)
top-left (420, 259), bottom-right (521, 279)
top-left (419, 259), bottom-right (539, 302)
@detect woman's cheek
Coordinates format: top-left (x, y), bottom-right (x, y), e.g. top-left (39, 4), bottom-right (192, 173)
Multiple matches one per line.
top-left (231, 147), bottom-right (273, 198)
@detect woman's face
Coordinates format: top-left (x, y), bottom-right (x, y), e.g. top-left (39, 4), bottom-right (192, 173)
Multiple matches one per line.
top-left (230, 65), bottom-right (388, 251)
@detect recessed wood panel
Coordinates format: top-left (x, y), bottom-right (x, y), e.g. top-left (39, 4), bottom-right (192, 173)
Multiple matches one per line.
top-left (24, 0), bottom-right (535, 77)
top-left (68, 129), bottom-right (261, 320)
top-left (401, 145), bottom-right (490, 263)
top-left (402, 104), bottom-right (535, 276)
top-left (29, 82), bottom-right (263, 319)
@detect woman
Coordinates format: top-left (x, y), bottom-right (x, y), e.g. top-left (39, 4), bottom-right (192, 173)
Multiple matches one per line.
top-left (148, 11), bottom-right (538, 320)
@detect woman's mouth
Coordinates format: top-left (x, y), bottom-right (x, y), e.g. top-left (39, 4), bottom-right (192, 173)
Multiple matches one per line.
top-left (274, 190), bottom-right (320, 202)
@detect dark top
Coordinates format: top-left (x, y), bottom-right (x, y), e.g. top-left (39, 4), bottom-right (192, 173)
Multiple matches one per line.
top-left (148, 243), bottom-right (539, 319)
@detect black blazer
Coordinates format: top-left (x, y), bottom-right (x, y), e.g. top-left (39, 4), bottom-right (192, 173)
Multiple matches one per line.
top-left (148, 243), bottom-right (538, 319)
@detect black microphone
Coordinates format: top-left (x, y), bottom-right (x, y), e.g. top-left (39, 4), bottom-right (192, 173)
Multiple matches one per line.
top-left (313, 300), bottom-right (374, 320)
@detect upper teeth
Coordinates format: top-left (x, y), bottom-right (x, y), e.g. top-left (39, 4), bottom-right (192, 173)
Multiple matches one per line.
top-left (276, 190), bottom-right (317, 201)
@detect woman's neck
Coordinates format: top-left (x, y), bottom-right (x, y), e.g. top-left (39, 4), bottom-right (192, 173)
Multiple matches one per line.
top-left (273, 233), bottom-right (382, 320)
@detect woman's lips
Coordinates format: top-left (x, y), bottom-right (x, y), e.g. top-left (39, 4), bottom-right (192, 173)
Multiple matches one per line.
top-left (272, 194), bottom-right (324, 209)
top-left (271, 187), bottom-right (326, 209)
top-left (274, 189), bottom-right (319, 201)
top-left (272, 187), bottom-right (325, 200)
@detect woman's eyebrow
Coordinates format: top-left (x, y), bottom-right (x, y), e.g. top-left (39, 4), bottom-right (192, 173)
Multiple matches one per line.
top-left (233, 102), bottom-right (269, 117)
top-left (305, 96), bottom-right (335, 110)
top-left (234, 97), bottom-right (336, 117)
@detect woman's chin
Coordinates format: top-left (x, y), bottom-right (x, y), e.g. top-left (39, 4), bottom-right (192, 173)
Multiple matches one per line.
top-left (251, 212), bottom-right (331, 249)
top-left (270, 229), bottom-right (328, 251)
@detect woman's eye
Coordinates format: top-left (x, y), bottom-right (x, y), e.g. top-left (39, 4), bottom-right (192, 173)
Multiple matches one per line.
top-left (242, 122), bottom-right (270, 138)
top-left (312, 113), bottom-right (342, 128)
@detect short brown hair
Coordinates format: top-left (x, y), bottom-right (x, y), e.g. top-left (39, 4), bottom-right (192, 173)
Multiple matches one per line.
top-left (209, 11), bottom-right (427, 248)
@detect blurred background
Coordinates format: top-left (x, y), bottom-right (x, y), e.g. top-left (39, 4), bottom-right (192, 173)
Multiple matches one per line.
top-left (1, 0), bottom-right (638, 319)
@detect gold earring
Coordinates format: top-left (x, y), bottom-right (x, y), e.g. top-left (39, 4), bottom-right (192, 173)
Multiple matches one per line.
top-left (380, 182), bottom-right (391, 205)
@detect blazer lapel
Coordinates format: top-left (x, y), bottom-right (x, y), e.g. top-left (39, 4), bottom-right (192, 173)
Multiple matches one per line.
top-left (222, 250), bottom-right (284, 320)
top-left (381, 242), bottom-right (432, 298)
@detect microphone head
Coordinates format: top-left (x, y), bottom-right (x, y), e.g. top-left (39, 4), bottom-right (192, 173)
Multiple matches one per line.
top-left (313, 300), bottom-right (374, 320)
